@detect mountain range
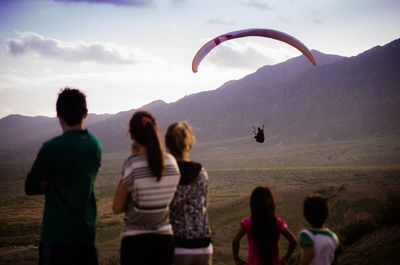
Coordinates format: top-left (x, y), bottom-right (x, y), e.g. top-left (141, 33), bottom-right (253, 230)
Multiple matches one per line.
top-left (1, 38), bottom-right (399, 167)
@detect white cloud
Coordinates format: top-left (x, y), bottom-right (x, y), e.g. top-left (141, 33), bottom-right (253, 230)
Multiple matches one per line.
top-left (5, 31), bottom-right (158, 65)
top-left (312, 18), bottom-right (323, 25)
top-left (170, 0), bottom-right (186, 6)
top-left (205, 41), bottom-right (294, 70)
top-left (207, 17), bottom-right (235, 25)
top-left (237, 0), bottom-right (272, 10)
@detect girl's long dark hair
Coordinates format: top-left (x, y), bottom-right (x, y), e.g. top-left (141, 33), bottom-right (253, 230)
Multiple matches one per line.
top-left (250, 186), bottom-right (278, 265)
top-left (129, 110), bottom-right (164, 181)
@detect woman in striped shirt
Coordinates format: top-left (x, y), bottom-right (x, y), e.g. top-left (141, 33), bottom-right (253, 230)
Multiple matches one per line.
top-left (113, 110), bottom-right (180, 265)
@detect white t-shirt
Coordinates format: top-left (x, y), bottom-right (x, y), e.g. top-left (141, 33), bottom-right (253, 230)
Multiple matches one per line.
top-left (299, 228), bottom-right (342, 265)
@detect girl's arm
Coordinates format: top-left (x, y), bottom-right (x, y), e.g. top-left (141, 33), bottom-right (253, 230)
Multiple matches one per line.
top-left (299, 246), bottom-right (315, 265)
top-left (280, 227), bottom-right (298, 265)
top-left (112, 180), bottom-right (128, 214)
top-left (232, 224), bottom-right (248, 265)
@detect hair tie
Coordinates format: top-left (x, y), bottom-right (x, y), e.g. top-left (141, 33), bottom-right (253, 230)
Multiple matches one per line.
top-left (141, 116), bottom-right (152, 127)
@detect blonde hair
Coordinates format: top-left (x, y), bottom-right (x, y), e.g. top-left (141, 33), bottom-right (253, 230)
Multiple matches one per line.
top-left (165, 121), bottom-right (195, 160)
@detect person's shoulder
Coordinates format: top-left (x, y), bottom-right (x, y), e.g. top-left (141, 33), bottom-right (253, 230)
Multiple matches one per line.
top-left (124, 153), bottom-right (144, 164)
top-left (199, 166), bottom-right (208, 180)
top-left (299, 228), bottom-right (315, 247)
top-left (305, 228), bottom-right (338, 241)
top-left (275, 216), bottom-right (288, 231)
top-left (165, 153), bottom-right (179, 167)
top-left (299, 228), bottom-right (312, 236)
top-left (85, 129), bottom-right (102, 144)
top-left (164, 154), bottom-right (181, 175)
top-left (325, 228), bottom-right (340, 242)
top-left (41, 133), bottom-right (65, 149)
top-left (275, 215), bottom-right (284, 222)
top-left (241, 216), bottom-right (251, 226)
top-left (326, 228), bottom-right (338, 235)
top-left (164, 153), bottom-right (177, 163)
top-left (86, 129), bottom-right (99, 139)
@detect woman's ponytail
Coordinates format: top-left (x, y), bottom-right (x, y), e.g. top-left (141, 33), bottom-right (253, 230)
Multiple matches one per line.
top-left (129, 111), bottom-right (165, 181)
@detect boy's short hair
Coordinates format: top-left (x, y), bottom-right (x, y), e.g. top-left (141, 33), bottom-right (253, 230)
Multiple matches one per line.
top-left (56, 88), bottom-right (87, 126)
top-left (303, 193), bottom-right (329, 228)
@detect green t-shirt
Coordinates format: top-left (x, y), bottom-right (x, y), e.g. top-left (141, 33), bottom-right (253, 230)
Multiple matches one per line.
top-left (25, 129), bottom-right (102, 244)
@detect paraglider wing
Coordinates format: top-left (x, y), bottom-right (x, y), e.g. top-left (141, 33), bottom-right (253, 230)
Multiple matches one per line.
top-left (192, 28), bottom-right (316, 73)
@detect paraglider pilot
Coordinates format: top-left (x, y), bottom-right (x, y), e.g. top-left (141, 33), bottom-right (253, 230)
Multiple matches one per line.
top-left (253, 125), bottom-right (265, 143)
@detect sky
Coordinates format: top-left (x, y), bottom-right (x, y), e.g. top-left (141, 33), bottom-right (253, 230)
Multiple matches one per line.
top-left (0, 0), bottom-right (399, 118)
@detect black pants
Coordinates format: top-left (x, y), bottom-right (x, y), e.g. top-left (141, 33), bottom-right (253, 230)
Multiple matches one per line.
top-left (39, 242), bottom-right (99, 265)
top-left (121, 234), bottom-right (174, 265)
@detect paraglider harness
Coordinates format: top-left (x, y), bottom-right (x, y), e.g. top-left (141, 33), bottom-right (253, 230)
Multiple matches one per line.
top-left (253, 125), bottom-right (265, 143)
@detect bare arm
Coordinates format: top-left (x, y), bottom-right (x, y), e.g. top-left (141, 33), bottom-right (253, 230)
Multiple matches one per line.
top-left (232, 224), bottom-right (248, 265)
top-left (299, 246), bottom-right (315, 265)
top-left (112, 180), bottom-right (128, 214)
top-left (280, 227), bottom-right (298, 265)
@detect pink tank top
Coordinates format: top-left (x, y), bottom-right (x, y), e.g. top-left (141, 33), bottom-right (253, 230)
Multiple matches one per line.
top-left (241, 216), bottom-right (287, 265)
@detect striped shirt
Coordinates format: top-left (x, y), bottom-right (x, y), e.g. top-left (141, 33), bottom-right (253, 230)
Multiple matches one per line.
top-left (120, 153), bottom-right (180, 239)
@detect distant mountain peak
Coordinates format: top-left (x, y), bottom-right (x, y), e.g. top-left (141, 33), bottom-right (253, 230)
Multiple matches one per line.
top-left (138, 100), bottom-right (169, 113)
top-left (1, 38), bottom-right (399, 156)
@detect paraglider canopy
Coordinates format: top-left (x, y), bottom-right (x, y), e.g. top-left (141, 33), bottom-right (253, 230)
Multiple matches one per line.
top-left (192, 28), bottom-right (316, 73)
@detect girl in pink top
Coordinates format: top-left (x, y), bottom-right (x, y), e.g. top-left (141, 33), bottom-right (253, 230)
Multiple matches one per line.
top-left (232, 186), bottom-right (297, 265)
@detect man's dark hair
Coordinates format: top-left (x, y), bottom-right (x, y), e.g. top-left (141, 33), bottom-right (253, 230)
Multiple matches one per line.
top-left (303, 194), bottom-right (329, 228)
top-left (56, 88), bottom-right (87, 126)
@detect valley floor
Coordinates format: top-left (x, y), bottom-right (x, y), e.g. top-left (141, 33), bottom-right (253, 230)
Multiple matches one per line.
top-left (1, 165), bottom-right (399, 265)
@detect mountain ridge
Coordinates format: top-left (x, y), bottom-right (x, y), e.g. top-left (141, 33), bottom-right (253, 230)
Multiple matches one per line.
top-left (1, 39), bottom-right (399, 164)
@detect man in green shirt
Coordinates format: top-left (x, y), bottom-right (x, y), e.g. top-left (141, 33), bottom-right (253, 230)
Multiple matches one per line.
top-left (25, 88), bottom-right (102, 265)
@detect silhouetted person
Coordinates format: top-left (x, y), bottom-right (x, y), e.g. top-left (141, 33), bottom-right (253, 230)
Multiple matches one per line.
top-left (166, 121), bottom-right (213, 265)
top-left (232, 186), bottom-right (297, 265)
top-left (253, 125), bottom-right (265, 143)
top-left (25, 88), bottom-right (102, 265)
top-left (299, 194), bottom-right (343, 265)
top-left (112, 110), bottom-right (180, 265)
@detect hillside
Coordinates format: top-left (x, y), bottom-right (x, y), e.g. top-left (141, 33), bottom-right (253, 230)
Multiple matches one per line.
top-left (0, 38), bottom-right (399, 166)
top-left (155, 40), bottom-right (400, 143)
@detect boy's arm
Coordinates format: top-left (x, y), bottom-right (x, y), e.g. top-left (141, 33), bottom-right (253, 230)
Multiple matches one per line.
top-left (332, 237), bottom-right (343, 265)
top-left (298, 230), bottom-right (315, 265)
top-left (280, 227), bottom-right (298, 265)
top-left (25, 144), bottom-right (51, 195)
top-left (232, 224), bottom-right (247, 265)
top-left (299, 246), bottom-right (315, 265)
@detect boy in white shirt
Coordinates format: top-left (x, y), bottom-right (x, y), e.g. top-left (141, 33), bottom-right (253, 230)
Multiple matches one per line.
top-left (299, 194), bottom-right (343, 265)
